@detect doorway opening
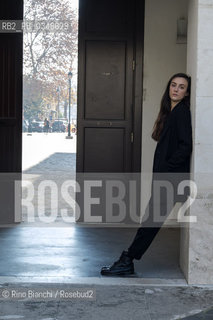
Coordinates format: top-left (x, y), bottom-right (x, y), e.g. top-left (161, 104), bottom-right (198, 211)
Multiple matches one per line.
top-left (22, 0), bottom-right (79, 224)
top-left (0, 0), bottom-right (187, 282)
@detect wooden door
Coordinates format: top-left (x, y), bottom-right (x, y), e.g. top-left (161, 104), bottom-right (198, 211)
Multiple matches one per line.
top-left (0, 1), bottom-right (23, 224)
top-left (77, 0), bottom-right (136, 173)
top-left (76, 0), bottom-right (144, 223)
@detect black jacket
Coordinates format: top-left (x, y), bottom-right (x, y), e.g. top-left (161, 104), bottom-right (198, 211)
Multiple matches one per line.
top-left (153, 101), bottom-right (192, 173)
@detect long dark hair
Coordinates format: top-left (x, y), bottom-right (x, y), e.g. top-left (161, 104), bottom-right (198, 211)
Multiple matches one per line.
top-left (152, 73), bottom-right (191, 141)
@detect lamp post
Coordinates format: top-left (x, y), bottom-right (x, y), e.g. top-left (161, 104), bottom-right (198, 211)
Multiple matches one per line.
top-left (56, 86), bottom-right (60, 132)
top-left (67, 71), bottom-right (73, 139)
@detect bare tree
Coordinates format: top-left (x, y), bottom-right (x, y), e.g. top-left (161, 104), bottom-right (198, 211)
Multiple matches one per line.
top-left (23, 0), bottom-right (78, 119)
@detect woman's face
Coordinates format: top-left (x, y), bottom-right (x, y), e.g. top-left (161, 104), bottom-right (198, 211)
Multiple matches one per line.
top-left (169, 77), bottom-right (189, 104)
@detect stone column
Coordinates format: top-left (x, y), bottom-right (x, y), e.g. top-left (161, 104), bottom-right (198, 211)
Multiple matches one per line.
top-left (180, 0), bottom-right (213, 284)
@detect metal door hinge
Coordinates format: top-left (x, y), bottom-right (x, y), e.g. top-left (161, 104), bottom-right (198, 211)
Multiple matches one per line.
top-left (131, 132), bottom-right (134, 143)
top-left (132, 60), bottom-right (135, 71)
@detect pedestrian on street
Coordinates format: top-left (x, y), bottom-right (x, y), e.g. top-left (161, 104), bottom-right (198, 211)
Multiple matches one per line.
top-left (101, 73), bottom-right (193, 276)
top-left (44, 118), bottom-right (50, 134)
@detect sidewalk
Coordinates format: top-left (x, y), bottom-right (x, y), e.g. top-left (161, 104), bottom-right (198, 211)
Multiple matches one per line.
top-left (0, 282), bottom-right (213, 320)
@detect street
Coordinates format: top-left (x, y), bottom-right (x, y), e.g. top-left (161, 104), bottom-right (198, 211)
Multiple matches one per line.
top-left (22, 132), bottom-right (77, 222)
top-left (22, 132), bottom-right (77, 173)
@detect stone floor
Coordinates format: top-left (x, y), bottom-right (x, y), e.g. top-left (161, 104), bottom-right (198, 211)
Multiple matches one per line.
top-left (0, 225), bottom-right (213, 319)
top-left (0, 225), bottom-right (182, 279)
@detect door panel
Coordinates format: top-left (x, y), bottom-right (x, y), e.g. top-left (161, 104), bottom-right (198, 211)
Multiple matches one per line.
top-left (85, 0), bottom-right (128, 34)
top-left (85, 41), bottom-right (126, 120)
top-left (0, 124), bottom-right (16, 171)
top-left (0, 36), bottom-right (23, 173)
top-left (84, 128), bottom-right (124, 172)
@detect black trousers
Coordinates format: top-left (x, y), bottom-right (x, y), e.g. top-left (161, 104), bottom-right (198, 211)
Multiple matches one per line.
top-left (127, 173), bottom-right (189, 260)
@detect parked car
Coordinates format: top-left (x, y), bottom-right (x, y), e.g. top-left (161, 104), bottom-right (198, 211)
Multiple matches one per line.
top-left (28, 121), bottom-right (44, 132)
top-left (71, 123), bottom-right (77, 134)
top-left (52, 120), bottom-right (66, 132)
top-left (66, 123), bottom-right (77, 134)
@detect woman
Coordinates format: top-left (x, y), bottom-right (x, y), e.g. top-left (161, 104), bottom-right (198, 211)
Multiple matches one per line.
top-left (101, 73), bottom-right (192, 276)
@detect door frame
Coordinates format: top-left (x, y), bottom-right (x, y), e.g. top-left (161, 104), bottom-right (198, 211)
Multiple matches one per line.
top-left (132, 0), bottom-right (144, 172)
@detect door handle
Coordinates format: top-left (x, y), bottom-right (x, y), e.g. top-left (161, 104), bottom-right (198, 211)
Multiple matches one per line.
top-left (96, 121), bottom-right (113, 126)
top-left (101, 72), bottom-right (113, 76)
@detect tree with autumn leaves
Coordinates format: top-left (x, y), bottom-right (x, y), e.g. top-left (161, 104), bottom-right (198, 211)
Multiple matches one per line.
top-left (23, 0), bottom-right (78, 121)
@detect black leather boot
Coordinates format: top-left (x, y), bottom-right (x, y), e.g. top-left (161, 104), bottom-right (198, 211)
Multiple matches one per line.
top-left (100, 251), bottom-right (134, 276)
